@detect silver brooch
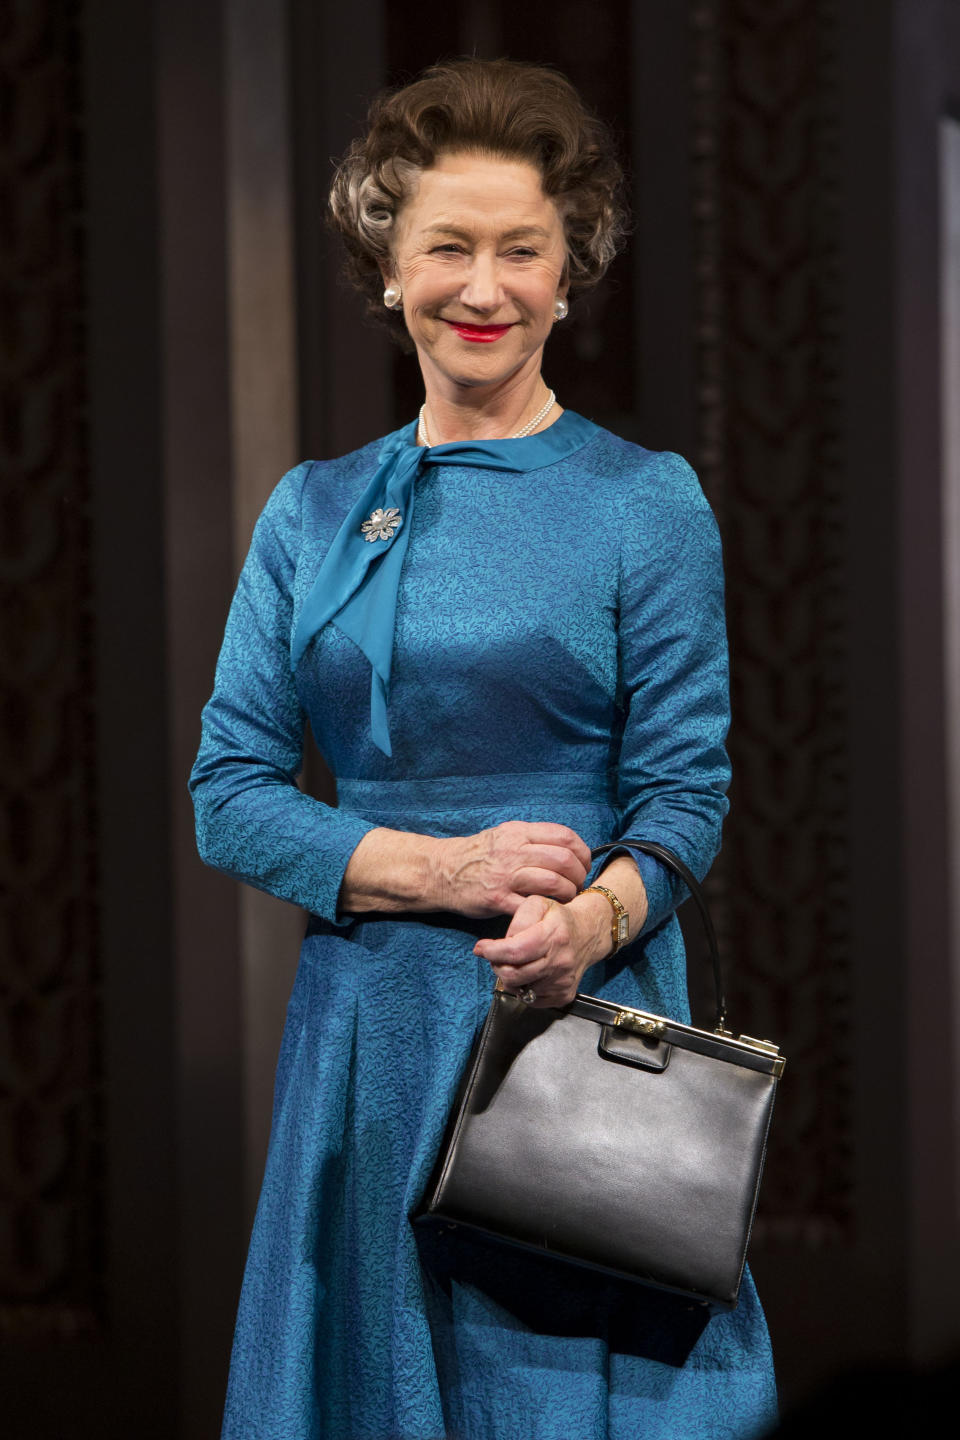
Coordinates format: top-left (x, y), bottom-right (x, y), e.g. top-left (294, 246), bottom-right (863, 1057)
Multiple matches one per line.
top-left (360, 507), bottom-right (402, 542)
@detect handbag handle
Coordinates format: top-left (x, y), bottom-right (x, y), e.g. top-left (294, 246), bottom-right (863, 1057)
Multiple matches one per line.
top-left (589, 838), bottom-right (728, 1034)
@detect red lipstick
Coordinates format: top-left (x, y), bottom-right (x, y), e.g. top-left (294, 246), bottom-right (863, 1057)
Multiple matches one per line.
top-left (446, 321), bottom-right (513, 343)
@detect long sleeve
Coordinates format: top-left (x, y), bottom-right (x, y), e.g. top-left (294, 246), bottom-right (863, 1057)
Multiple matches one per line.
top-left (189, 464), bottom-right (377, 921)
top-left (594, 449), bottom-right (731, 934)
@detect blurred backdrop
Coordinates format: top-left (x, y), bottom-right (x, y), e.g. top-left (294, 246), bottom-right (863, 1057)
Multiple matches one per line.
top-left (2, 0), bottom-right (960, 1434)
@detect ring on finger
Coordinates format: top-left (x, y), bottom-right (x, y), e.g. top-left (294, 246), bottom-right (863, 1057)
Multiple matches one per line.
top-left (518, 987), bottom-right (537, 1005)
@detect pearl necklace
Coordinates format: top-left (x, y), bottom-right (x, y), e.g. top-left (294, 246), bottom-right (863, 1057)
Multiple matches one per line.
top-left (417, 390), bottom-right (557, 447)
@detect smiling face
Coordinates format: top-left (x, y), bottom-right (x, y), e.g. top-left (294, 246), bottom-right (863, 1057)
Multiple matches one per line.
top-left (383, 151), bottom-right (569, 397)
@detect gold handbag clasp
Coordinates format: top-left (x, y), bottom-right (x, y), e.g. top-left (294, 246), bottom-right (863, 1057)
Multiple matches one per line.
top-left (614, 1010), bottom-right (666, 1038)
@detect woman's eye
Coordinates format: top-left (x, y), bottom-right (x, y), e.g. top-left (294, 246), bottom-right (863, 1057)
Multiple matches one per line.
top-left (507, 248), bottom-right (537, 259)
top-left (432, 244), bottom-right (464, 254)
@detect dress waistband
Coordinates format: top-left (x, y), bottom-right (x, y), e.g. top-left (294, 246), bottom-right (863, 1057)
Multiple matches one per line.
top-left (336, 770), bottom-right (617, 814)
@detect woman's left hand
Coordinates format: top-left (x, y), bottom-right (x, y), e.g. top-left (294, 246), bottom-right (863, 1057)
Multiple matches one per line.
top-left (473, 890), bottom-right (613, 1008)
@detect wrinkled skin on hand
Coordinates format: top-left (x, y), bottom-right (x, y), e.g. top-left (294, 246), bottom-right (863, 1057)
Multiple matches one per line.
top-left (436, 820), bottom-right (592, 918)
top-left (473, 891), bottom-right (612, 1008)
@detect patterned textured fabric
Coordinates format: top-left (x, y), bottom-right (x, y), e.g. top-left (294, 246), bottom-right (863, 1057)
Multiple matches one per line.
top-left (289, 408), bottom-right (600, 756)
top-left (190, 412), bottom-right (778, 1440)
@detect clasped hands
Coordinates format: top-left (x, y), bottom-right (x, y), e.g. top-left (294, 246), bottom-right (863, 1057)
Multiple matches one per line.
top-left (436, 821), bottom-right (632, 1009)
top-left (341, 819), bottom-right (648, 1009)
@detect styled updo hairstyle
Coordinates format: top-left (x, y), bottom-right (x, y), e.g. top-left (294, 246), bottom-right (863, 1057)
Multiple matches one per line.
top-left (328, 57), bottom-right (628, 346)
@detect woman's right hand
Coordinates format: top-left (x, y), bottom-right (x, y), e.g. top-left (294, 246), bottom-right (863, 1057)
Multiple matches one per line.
top-left (433, 821), bottom-right (592, 918)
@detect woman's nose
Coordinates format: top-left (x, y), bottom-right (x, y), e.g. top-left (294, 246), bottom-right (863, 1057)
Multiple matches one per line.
top-left (459, 253), bottom-right (503, 312)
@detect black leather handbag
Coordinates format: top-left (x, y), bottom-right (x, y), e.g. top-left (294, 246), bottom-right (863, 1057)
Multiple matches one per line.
top-left (417, 840), bottom-right (784, 1311)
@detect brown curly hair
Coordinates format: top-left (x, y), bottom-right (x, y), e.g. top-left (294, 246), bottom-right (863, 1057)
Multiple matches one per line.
top-left (328, 58), bottom-right (628, 345)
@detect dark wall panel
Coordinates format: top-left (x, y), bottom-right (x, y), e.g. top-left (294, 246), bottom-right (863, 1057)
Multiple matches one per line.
top-left (692, 0), bottom-right (855, 1242)
top-left (2, 0), bottom-right (179, 1434)
top-left (0, 0), bottom-right (104, 1341)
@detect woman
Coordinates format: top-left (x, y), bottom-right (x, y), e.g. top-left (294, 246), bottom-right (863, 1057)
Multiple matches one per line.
top-left (191, 57), bottom-right (777, 1440)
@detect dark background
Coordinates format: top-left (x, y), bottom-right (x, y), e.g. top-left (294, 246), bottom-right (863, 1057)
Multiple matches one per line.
top-left (3, 0), bottom-right (960, 1434)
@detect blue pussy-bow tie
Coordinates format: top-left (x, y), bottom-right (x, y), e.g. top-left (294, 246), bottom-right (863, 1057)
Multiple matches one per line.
top-left (290, 409), bottom-right (597, 756)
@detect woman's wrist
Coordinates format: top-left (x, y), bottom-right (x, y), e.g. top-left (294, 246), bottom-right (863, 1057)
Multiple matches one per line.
top-left (567, 889), bottom-right (619, 968)
top-left (592, 856), bottom-right (649, 932)
top-left (570, 856), bottom-right (650, 969)
top-left (428, 834), bottom-right (472, 913)
top-left (341, 827), bottom-right (447, 913)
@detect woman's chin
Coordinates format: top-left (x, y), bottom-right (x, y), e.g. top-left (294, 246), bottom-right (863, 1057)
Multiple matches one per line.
top-left (418, 340), bottom-right (543, 392)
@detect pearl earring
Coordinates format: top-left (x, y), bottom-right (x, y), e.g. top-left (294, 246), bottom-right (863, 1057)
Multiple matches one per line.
top-left (383, 283), bottom-right (402, 309)
top-left (553, 297), bottom-right (568, 321)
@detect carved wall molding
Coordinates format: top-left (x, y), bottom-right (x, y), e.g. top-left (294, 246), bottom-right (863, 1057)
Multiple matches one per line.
top-left (0, 0), bottom-right (102, 1332)
top-left (690, 0), bottom-right (851, 1241)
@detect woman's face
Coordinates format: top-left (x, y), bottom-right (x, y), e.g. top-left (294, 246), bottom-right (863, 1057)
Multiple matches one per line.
top-left (384, 151), bottom-right (569, 394)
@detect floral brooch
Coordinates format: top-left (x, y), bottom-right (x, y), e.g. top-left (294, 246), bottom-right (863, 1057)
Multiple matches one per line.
top-left (360, 507), bottom-right (402, 542)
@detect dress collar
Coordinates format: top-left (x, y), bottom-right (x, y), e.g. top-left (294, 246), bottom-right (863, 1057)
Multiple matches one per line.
top-left (381, 406), bottom-right (599, 473)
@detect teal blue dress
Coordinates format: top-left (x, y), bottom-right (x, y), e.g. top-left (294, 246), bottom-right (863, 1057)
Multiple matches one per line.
top-left (190, 410), bottom-right (777, 1440)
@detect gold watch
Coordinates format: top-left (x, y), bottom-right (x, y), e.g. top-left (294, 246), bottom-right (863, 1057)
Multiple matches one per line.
top-left (582, 884), bottom-right (629, 953)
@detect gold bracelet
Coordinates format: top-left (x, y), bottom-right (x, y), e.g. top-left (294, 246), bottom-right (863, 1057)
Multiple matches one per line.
top-left (582, 883), bottom-right (629, 953)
